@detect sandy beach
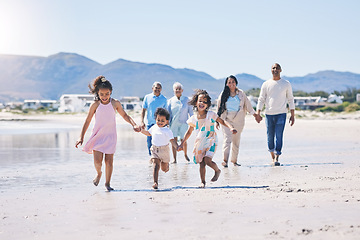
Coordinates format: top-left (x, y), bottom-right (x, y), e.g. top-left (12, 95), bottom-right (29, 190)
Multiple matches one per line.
top-left (0, 111), bottom-right (360, 239)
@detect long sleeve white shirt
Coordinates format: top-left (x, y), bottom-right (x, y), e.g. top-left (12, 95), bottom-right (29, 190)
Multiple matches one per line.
top-left (256, 78), bottom-right (295, 115)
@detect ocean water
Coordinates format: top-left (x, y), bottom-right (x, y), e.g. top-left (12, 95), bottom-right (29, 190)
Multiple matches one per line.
top-left (0, 118), bottom-right (273, 192)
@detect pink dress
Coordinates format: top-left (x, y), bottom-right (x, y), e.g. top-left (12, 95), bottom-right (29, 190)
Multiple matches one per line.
top-left (83, 99), bottom-right (117, 154)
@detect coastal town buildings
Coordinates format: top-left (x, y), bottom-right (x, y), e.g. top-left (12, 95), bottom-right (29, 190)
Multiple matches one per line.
top-left (0, 93), bottom-right (351, 113)
top-left (22, 100), bottom-right (58, 110)
top-left (58, 94), bottom-right (94, 113)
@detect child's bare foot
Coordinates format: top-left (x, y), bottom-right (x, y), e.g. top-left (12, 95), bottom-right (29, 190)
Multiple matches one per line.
top-left (152, 182), bottom-right (158, 189)
top-left (185, 155), bottom-right (190, 162)
top-left (211, 169), bottom-right (221, 182)
top-left (105, 183), bottom-right (114, 191)
top-left (199, 182), bottom-right (206, 188)
top-left (93, 172), bottom-right (102, 186)
top-left (172, 160), bottom-right (177, 164)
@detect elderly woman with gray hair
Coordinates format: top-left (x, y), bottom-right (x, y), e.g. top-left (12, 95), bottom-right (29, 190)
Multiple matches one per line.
top-left (167, 82), bottom-right (193, 163)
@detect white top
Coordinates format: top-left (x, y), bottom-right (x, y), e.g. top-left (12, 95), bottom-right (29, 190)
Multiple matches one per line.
top-left (256, 78), bottom-right (295, 115)
top-left (148, 124), bottom-right (174, 147)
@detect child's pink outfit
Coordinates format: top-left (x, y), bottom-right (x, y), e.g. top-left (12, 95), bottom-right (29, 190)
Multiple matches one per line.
top-left (83, 99), bottom-right (117, 154)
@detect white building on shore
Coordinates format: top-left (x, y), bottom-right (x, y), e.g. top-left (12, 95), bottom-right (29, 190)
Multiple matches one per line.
top-left (120, 96), bottom-right (142, 111)
top-left (22, 100), bottom-right (58, 110)
top-left (58, 94), bottom-right (94, 113)
top-left (327, 94), bottom-right (344, 104)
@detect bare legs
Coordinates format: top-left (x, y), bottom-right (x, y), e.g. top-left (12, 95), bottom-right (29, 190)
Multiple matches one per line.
top-left (171, 137), bottom-right (177, 163)
top-left (152, 158), bottom-right (169, 189)
top-left (183, 141), bottom-right (190, 161)
top-left (199, 156), bottom-right (221, 188)
top-left (93, 151), bottom-right (103, 186)
top-left (104, 154), bottom-right (114, 191)
top-left (172, 137), bottom-right (190, 163)
top-left (93, 150), bottom-right (114, 191)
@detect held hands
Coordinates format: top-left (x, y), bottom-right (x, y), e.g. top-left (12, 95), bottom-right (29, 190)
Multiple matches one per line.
top-left (133, 124), bottom-right (141, 132)
top-left (230, 128), bottom-right (237, 134)
top-left (254, 113), bottom-right (263, 123)
top-left (177, 142), bottom-right (184, 152)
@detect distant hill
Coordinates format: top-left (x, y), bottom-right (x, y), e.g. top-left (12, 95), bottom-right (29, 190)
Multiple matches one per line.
top-left (0, 52), bottom-right (359, 102)
top-left (0, 53), bottom-right (222, 102)
top-left (285, 71), bottom-right (360, 93)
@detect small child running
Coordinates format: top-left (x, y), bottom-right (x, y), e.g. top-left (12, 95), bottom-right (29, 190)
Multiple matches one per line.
top-left (75, 76), bottom-right (140, 191)
top-left (140, 107), bottom-right (178, 189)
top-left (178, 89), bottom-right (237, 188)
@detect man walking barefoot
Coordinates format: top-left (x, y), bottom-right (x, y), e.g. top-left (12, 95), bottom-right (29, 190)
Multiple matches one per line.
top-left (256, 63), bottom-right (295, 166)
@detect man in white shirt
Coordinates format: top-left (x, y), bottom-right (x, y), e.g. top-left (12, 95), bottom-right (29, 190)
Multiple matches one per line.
top-left (256, 63), bottom-right (295, 166)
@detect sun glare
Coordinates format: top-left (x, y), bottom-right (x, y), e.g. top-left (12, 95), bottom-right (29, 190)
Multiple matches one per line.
top-left (0, 2), bottom-right (36, 54)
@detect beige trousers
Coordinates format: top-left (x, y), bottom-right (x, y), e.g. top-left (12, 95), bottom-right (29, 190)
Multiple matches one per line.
top-left (221, 111), bottom-right (246, 163)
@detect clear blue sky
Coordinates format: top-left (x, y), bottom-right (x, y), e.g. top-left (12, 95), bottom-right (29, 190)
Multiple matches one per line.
top-left (1, 0), bottom-right (359, 80)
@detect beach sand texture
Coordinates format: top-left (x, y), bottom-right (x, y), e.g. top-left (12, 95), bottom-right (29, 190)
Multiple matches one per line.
top-left (0, 112), bottom-right (360, 239)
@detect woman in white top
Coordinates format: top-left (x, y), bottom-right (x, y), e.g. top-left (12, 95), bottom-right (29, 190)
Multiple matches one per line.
top-left (167, 82), bottom-right (193, 163)
top-left (217, 75), bottom-right (262, 167)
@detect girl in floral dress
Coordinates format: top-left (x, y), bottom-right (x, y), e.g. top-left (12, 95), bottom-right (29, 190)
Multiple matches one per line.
top-left (178, 89), bottom-right (236, 187)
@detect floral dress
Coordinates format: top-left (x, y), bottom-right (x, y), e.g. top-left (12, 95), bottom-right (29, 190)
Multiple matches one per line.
top-left (186, 111), bottom-right (218, 163)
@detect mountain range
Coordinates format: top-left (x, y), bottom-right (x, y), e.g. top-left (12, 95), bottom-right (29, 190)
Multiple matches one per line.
top-left (0, 52), bottom-right (359, 102)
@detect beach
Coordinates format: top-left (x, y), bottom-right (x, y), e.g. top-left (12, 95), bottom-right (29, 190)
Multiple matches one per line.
top-left (0, 111), bottom-right (360, 239)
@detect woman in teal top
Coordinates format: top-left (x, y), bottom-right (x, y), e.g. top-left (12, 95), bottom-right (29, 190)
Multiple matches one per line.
top-left (217, 75), bottom-right (262, 167)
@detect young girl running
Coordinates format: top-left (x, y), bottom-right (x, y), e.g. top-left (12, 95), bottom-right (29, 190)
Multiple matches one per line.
top-left (75, 76), bottom-right (140, 191)
top-left (178, 89), bottom-right (237, 188)
top-left (140, 108), bottom-right (178, 189)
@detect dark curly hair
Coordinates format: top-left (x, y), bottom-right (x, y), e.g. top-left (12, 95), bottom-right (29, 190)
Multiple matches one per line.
top-left (188, 89), bottom-right (212, 112)
top-left (88, 75), bottom-right (113, 100)
top-left (154, 107), bottom-right (170, 120)
top-left (217, 75), bottom-right (238, 116)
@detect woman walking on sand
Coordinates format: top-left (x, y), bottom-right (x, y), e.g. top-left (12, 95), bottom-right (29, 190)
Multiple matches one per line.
top-left (167, 82), bottom-right (193, 163)
top-left (75, 76), bottom-right (140, 191)
top-left (178, 89), bottom-right (236, 188)
top-left (217, 75), bottom-right (262, 167)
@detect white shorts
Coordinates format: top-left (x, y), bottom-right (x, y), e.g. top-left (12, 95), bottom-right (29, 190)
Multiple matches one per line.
top-left (150, 144), bottom-right (170, 163)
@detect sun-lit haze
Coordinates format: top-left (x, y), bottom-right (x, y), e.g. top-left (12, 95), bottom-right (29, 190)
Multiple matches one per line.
top-left (0, 0), bottom-right (359, 79)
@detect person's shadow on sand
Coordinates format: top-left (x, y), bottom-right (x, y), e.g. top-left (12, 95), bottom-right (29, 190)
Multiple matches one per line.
top-left (110, 185), bottom-right (269, 192)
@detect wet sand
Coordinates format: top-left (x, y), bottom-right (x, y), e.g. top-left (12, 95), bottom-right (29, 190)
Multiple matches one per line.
top-left (0, 112), bottom-right (360, 239)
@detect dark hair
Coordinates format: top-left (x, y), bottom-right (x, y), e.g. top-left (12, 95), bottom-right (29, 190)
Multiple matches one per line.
top-left (217, 75), bottom-right (238, 116)
top-left (154, 107), bottom-right (170, 120)
top-left (188, 89), bottom-right (212, 112)
top-left (88, 75), bottom-right (113, 100)
top-left (273, 63), bottom-right (281, 69)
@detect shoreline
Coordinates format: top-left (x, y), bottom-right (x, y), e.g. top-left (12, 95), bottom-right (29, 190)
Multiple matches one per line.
top-left (1, 110), bottom-right (360, 122)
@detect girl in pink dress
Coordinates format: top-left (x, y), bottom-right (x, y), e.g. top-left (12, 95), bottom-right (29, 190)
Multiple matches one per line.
top-left (178, 89), bottom-right (237, 188)
top-left (76, 76), bottom-right (140, 191)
